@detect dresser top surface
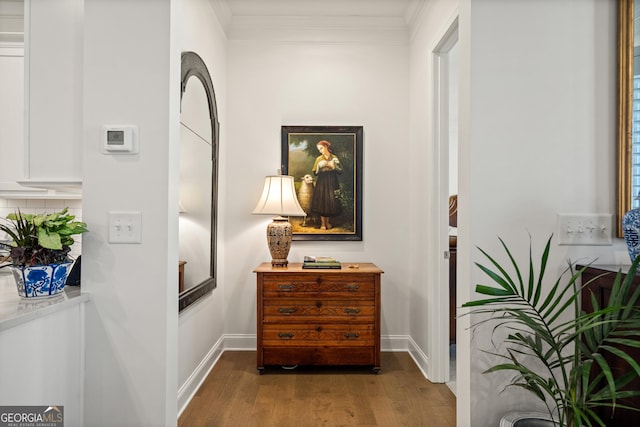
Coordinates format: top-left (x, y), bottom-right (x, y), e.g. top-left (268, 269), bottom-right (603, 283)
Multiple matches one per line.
top-left (254, 262), bottom-right (383, 274)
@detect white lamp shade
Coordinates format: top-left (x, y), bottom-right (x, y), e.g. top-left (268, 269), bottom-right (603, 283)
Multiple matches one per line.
top-left (252, 175), bottom-right (307, 217)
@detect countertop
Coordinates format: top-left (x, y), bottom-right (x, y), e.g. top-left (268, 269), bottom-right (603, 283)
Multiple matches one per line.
top-left (0, 267), bottom-right (90, 332)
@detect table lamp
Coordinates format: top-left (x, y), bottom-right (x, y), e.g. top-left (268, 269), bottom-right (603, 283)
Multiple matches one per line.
top-left (252, 174), bottom-right (306, 267)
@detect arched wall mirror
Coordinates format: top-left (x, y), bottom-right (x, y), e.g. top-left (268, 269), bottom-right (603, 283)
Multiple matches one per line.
top-left (178, 51), bottom-right (219, 312)
top-left (618, 0), bottom-right (638, 237)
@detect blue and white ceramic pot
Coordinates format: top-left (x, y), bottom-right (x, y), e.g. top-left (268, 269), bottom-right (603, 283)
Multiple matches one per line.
top-left (10, 262), bottom-right (73, 298)
top-left (623, 208), bottom-right (640, 263)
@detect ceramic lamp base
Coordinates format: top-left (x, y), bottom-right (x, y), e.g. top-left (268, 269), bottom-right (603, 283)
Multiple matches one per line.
top-left (266, 217), bottom-right (292, 267)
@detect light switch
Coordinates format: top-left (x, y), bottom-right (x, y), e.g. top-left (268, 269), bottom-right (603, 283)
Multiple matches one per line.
top-left (108, 211), bottom-right (142, 244)
top-left (557, 213), bottom-right (612, 246)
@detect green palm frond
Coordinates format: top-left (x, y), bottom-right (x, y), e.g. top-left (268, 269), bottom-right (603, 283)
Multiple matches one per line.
top-left (462, 235), bottom-right (640, 427)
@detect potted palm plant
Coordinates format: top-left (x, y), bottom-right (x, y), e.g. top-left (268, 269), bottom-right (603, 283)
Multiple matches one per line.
top-left (0, 208), bottom-right (87, 298)
top-left (462, 235), bottom-right (640, 427)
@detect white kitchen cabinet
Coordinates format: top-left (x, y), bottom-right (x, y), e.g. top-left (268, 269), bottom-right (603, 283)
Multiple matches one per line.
top-left (0, 270), bottom-right (89, 425)
top-left (0, 44), bottom-right (28, 192)
top-left (0, 0), bottom-right (82, 199)
top-left (22, 0), bottom-right (82, 189)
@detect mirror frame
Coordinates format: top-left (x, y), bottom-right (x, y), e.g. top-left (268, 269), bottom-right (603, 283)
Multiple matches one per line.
top-left (618, 0), bottom-right (634, 237)
top-left (178, 51), bottom-right (219, 312)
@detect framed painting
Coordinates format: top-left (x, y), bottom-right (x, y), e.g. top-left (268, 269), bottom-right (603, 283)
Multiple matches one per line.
top-left (281, 125), bottom-right (363, 241)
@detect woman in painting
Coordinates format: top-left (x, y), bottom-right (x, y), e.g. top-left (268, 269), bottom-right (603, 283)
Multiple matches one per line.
top-left (311, 140), bottom-right (343, 230)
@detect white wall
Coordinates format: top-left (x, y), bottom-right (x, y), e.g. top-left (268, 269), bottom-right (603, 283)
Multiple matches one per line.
top-left (82, 1), bottom-right (179, 426)
top-left (409, 0), bottom-right (624, 425)
top-left (224, 38), bottom-right (411, 346)
top-left (177, 0), bottom-right (227, 414)
top-left (4, 0), bottom-right (224, 422)
top-left (457, 0), bottom-right (620, 425)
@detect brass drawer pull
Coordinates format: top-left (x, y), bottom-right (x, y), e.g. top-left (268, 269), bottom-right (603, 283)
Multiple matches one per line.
top-left (345, 284), bottom-right (360, 291)
top-left (278, 332), bottom-right (294, 340)
top-left (278, 284), bottom-right (295, 291)
top-left (278, 307), bottom-right (296, 315)
top-left (344, 308), bottom-right (360, 315)
top-left (344, 333), bottom-right (360, 339)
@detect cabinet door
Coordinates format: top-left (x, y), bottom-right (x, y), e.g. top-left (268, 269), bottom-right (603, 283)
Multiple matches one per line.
top-left (0, 46), bottom-right (26, 189)
top-left (25, 0), bottom-right (82, 182)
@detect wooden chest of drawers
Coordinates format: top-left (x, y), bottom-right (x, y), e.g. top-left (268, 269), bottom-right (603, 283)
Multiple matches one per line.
top-left (254, 262), bottom-right (383, 373)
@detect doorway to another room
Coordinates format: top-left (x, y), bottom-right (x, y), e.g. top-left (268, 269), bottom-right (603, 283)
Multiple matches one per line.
top-left (447, 40), bottom-right (459, 395)
top-left (433, 19), bottom-right (459, 395)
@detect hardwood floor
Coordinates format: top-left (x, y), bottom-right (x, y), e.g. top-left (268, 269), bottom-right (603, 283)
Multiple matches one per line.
top-left (179, 351), bottom-right (456, 427)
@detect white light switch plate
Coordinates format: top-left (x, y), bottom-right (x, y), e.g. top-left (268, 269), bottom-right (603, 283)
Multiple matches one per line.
top-left (557, 213), bottom-right (612, 246)
top-left (108, 211), bottom-right (142, 244)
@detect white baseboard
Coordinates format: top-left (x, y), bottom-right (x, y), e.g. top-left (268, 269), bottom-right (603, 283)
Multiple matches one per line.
top-left (222, 333), bottom-right (256, 350)
top-left (177, 335), bottom-right (225, 416)
top-left (406, 335), bottom-right (431, 381)
top-left (177, 334), bottom-right (430, 416)
top-left (381, 334), bottom-right (410, 352)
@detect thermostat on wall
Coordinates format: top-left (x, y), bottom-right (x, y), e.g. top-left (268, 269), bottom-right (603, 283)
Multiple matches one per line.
top-left (102, 125), bottom-right (139, 154)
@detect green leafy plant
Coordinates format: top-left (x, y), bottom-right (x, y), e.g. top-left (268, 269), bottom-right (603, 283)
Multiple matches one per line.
top-left (462, 235), bottom-right (640, 427)
top-left (0, 208), bottom-right (87, 266)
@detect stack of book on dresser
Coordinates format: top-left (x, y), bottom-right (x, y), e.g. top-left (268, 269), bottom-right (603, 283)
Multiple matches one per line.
top-left (302, 256), bottom-right (341, 269)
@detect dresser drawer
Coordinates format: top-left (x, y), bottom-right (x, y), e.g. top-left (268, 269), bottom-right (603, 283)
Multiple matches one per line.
top-left (263, 299), bottom-right (374, 322)
top-left (263, 324), bottom-right (375, 346)
top-left (263, 347), bottom-right (376, 366)
top-left (262, 273), bottom-right (375, 298)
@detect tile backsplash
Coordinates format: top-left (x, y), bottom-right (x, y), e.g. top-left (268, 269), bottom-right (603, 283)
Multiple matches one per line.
top-left (0, 198), bottom-right (83, 259)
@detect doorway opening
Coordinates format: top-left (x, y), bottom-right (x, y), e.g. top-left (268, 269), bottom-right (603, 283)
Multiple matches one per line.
top-left (433, 18), bottom-right (459, 394)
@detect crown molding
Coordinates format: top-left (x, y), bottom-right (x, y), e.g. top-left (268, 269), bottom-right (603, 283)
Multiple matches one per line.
top-left (0, 32), bottom-right (23, 44)
top-left (0, 0), bottom-right (24, 17)
top-left (208, 0), bottom-right (232, 36)
top-left (226, 15), bottom-right (409, 44)
top-left (214, 0), bottom-right (423, 44)
top-left (405, 0), bottom-right (429, 40)
top-left (0, 42), bottom-right (23, 56)
top-left (0, 0), bottom-right (24, 44)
